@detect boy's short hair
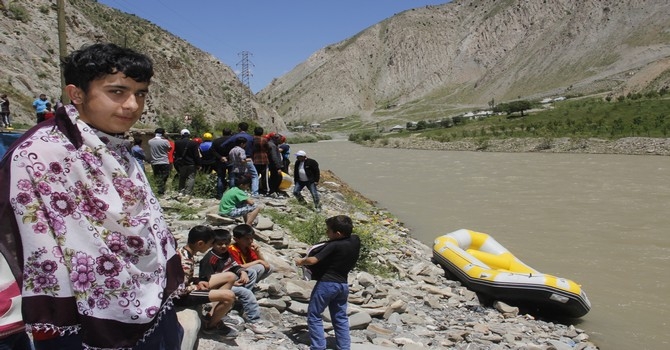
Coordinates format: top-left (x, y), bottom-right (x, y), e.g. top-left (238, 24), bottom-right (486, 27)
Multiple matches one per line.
top-left (235, 173), bottom-right (251, 186)
top-left (326, 215), bottom-right (353, 237)
top-left (232, 224), bottom-right (254, 239)
top-left (235, 136), bottom-right (247, 147)
top-left (212, 228), bottom-right (232, 243)
top-left (61, 42), bottom-right (153, 93)
top-left (187, 225), bottom-right (214, 244)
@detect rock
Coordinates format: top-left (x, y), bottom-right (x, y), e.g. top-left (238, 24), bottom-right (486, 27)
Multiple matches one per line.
top-left (175, 308), bottom-right (200, 350)
top-left (494, 300), bottom-right (519, 317)
top-left (205, 213), bottom-right (238, 226)
top-left (349, 312), bottom-right (372, 330)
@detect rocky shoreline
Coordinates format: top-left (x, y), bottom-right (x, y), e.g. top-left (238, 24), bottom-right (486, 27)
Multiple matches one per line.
top-left (367, 136), bottom-right (670, 156)
top-left (161, 170), bottom-right (599, 350)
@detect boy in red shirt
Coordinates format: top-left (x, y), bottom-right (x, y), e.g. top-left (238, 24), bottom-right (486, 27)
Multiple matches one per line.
top-left (228, 224), bottom-right (273, 288)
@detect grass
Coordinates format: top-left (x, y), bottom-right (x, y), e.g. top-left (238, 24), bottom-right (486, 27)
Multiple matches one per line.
top-left (347, 95), bottom-right (670, 143)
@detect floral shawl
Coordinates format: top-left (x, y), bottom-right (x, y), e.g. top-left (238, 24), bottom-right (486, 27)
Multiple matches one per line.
top-left (0, 105), bottom-right (183, 349)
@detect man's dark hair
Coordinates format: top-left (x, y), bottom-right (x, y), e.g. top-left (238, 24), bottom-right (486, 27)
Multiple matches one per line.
top-left (62, 42), bottom-right (153, 93)
top-left (222, 128), bottom-right (233, 136)
top-left (254, 126), bottom-right (264, 136)
top-left (187, 225), bottom-right (214, 244)
top-left (232, 224), bottom-right (254, 239)
top-left (133, 138), bottom-right (142, 146)
top-left (212, 229), bottom-right (232, 243)
top-left (238, 122), bottom-right (249, 132)
top-left (326, 215), bottom-right (353, 237)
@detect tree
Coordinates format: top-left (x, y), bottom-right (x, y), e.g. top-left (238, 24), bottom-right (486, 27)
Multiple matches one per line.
top-left (508, 100), bottom-right (532, 116)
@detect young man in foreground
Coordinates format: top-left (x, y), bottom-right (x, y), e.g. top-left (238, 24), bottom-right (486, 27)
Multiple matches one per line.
top-left (0, 43), bottom-right (183, 349)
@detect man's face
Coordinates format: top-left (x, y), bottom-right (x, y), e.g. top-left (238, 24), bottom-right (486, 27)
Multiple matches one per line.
top-left (40, 94), bottom-right (47, 101)
top-left (75, 72), bottom-right (149, 134)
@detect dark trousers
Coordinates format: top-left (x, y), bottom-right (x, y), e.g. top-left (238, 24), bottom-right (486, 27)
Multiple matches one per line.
top-left (178, 164), bottom-right (196, 195)
top-left (0, 332), bottom-right (32, 350)
top-left (255, 164), bottom-right (268, 194)
top-left (268, 167), bottom-right (282, 194)
top-left (151, 163), bottom-right (171, 195)
top-left (36, 112), bottom-right (45, 124)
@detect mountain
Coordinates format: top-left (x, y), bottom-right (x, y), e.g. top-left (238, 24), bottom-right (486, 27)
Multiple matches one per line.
top-left (0, 0), bottom-right (284, 131)
top-left (258, 0), bottom-right (670, 125)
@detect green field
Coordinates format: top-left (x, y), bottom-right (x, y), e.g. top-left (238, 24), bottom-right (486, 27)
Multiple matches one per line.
top-left (346, 95), bottom-right (670, 143)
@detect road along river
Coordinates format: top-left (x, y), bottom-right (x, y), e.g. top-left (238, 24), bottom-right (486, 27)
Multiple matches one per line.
top-left (297, 140), bottom-right (669, 350)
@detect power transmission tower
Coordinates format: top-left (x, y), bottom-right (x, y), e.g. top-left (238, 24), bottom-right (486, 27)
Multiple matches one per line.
top-left (237, 51), bottom-right (254, 119)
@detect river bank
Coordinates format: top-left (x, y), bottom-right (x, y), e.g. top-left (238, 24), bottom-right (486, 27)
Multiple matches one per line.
top-left (365, 136), bottom-right (670, 156)
top-left (162, 171), bottom-right (599, 349)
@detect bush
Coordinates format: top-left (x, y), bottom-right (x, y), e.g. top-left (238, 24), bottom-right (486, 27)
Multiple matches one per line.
top-left (8, 3), bottom-right (30, 23)
top-left (193, 171), bottom-right (217, 198)
top-left (264, 207), bottom-right (326, 245)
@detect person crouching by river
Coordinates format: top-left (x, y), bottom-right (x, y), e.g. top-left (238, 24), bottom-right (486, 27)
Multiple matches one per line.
top-left (295, 215), bottom-right (361, 350)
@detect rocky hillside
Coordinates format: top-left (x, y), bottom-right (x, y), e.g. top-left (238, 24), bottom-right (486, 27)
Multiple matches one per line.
top-left (0, 0), bottom-right (284, 130)
top-left (258, 0), bottom-right (670, 124)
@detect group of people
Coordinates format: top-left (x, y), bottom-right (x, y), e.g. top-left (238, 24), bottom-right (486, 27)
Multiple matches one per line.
top-left (0, 42), bottom-right (360, 350)
top-left (176, 223), bottom-right (275, 338)
top-left (32, 93), bottom-right (62, 124)
top-left (0, 92), bottom-right (62, 130)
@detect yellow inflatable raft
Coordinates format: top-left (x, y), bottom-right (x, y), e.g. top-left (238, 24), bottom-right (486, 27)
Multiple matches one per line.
top-left (432, 229), bottom-right (591, 318)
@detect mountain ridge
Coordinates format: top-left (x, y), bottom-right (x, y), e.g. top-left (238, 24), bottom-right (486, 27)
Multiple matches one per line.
top-left (0, 0), bottom-right (285, 131)
top-left (258, 0), bottom-right (670, 124)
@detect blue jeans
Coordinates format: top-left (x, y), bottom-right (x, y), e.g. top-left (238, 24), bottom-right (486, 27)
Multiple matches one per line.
top-left (244, 264), bottom-right (273, 290)
top-left (293, 181), bottom-right (320, 207)
top-left (307, 281), bottom-right (350, 350)
top-left (245, 160), bottom-right (259, 195)
top-left (232, 286), bottom-right (260, 322)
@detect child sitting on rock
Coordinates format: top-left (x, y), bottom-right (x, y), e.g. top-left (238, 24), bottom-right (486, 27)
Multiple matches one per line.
top-left (228, 224), bottom-right (274, 287)
top-left (175, 225), bottom-right (239, 339)
top-left (218, 174), bottom-right (262, 226)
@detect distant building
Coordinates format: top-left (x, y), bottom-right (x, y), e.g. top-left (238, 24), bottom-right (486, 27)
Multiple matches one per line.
top-left (390, 125), bottom-right (405, 132)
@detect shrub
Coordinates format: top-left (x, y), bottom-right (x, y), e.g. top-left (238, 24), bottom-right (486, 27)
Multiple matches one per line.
top-left (193, 171), bottom-right (217, 198)
top-left (8, 4), bottom-right (30, 23)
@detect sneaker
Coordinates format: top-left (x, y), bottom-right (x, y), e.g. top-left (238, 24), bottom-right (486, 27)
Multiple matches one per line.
top-left (202, 321), bottom-right (239, 340)
top-left (222, 314), bottom-right (244, 326)
top-left (246, 322), bottom-right (273, 334)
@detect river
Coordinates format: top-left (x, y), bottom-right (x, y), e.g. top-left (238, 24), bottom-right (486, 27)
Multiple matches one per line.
top-left (296, 140), bottom-right (669, 350)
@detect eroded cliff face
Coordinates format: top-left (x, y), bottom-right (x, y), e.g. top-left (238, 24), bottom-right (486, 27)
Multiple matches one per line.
top-left (258, 0), bottom-right (670, 123)
top-left (0, 0), bottom-right (284, 130)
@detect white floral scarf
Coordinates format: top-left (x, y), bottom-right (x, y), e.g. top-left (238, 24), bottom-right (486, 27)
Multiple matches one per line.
top-left (1, 105), bottom-right (183, 349)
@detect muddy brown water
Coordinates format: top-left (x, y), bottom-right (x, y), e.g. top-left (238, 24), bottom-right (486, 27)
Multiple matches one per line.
top-left (297, 140), bottom-right (669, 350)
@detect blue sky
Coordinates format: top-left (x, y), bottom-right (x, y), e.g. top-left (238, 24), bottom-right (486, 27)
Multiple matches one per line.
top-left (97, 1), bottom-right (450, 93)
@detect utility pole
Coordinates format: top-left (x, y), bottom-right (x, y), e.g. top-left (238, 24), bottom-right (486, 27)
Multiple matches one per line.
top-left (57, 0), bottom-right (69, 104)
top-left (237, 51), bottom-right (253, 119)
